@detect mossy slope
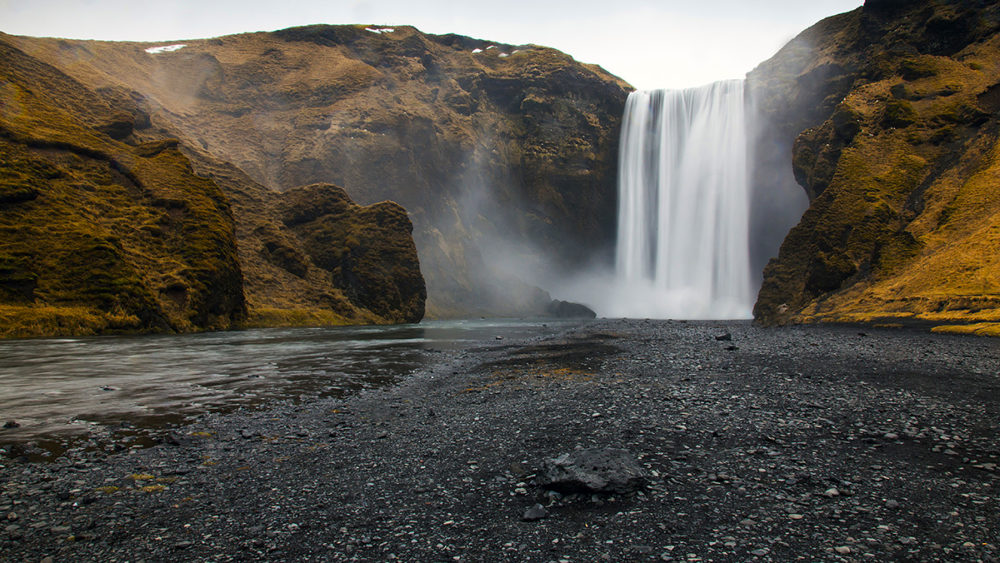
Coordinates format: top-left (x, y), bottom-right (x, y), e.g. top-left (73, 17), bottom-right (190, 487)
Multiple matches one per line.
top-left (751, 0), bottom-right (1000, 330)
top-left (0, 36), bottom-right (425, 337)
top-left (0, 39), bottom-right (246, 337)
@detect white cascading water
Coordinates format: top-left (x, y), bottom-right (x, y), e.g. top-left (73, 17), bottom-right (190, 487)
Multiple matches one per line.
top-left (611, 80), bottom-right (753, 319)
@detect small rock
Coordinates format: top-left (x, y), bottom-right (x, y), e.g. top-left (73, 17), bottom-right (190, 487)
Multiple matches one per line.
top-left (885, 499), bottom-right (900, 509)
top-left (715, 333), bottom-right (733, 342)
top-left (751, 548), bottom-right (769, 556)
top-left (6, 512), bottom-right (17, 521)
top-left (823, 488), bottom-right (840, 498)
top-left (3, 420), bottom-right (19, 429)
top-left (834, 546), bottom-right (851, 555)
top-left (521, 504), bottom-right (548, 522)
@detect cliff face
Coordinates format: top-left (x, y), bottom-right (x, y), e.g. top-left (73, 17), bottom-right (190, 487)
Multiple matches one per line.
top-left (6, 26), bottom-right (630, 317)
top-left (0, 35), bottom-right (425, 337)
top-left (750, 0), bottom-right (1000, 330)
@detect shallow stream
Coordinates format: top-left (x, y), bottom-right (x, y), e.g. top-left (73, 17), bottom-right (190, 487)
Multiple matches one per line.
top-left (0, 319), bottom-right (576, 454)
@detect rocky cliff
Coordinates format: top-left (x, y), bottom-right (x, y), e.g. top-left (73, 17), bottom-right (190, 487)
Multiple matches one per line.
top-left (0, 35), bottom-right (424, 337)
top-left (6, 25), bottom-right (631, 317)
top-left (750, 0), bottom-right (1000, 334)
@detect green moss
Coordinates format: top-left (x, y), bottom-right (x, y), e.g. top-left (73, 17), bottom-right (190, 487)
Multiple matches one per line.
top-left (900, 58), bottom-right (938, 80)
top-left (805, 250), bottom-right (857, 294)
top-left (245, 307), bottom-right (354, 328)
top-left (882, 99), bottom-right (917, 128)
top-left (932, 323), bottom-right (1000, 337)
top-left (0, 43), bottom-right (247, 337)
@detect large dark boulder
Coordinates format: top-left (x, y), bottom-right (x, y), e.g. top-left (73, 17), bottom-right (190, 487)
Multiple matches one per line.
top-left (536, 448), bottom-right (648, 494)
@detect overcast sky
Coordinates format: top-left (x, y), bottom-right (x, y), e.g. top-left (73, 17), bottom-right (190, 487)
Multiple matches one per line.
top-left (1, 0), bottom-right (864, 90)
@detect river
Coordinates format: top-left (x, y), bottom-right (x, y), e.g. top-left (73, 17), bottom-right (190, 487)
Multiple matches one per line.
top-left (0, 319), bottom-right (577, 455)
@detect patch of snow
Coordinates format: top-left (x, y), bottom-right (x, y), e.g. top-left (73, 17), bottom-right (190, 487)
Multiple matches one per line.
top-left (365, 27), bottom-right (395, 34)
top-left (499, 53), bottom-right (509, 58)
top-left (145, 44), bottom-right (186, 54)
top-left (512, 50), bottom-right (521, 55)
top-left (486, 45), bottom-right (497, 50)
top-left (472, 48), bottom-right (483, 54)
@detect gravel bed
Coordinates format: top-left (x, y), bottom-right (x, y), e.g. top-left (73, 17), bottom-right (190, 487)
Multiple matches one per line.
top-left (2, 319), bottom-right (998, 562)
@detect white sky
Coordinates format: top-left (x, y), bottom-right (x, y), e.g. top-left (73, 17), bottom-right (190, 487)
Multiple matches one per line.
top-left (0, 0), bottom-right (864, 90)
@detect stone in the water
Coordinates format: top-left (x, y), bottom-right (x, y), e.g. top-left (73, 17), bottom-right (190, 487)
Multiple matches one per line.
top-left (3, 420), bottom-right (19, 429)
top-left (521, 503), bottom-right (548, 521)
top-left (536, 448), bottom-right (648, 494)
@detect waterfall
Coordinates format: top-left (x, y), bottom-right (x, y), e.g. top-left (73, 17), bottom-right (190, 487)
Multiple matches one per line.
top-left (612, 80), bottom-right (753, 319)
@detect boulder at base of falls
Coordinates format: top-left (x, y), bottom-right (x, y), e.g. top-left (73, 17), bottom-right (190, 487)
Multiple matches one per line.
top-left (545, 300), bottom-right (597, 319)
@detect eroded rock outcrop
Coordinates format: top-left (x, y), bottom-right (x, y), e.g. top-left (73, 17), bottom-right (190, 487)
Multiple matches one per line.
top-left (750, 0), bottom-right (1000, 330)
top-left (276, 184), bottom-right (425, 324)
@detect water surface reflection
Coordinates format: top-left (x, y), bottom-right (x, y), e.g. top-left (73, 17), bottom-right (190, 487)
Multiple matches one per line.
top-left (0, 319), bottom-right (575, 447)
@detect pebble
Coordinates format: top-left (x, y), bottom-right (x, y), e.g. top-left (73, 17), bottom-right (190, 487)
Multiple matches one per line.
top-left (521, 504), bottom-right (548, 522)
